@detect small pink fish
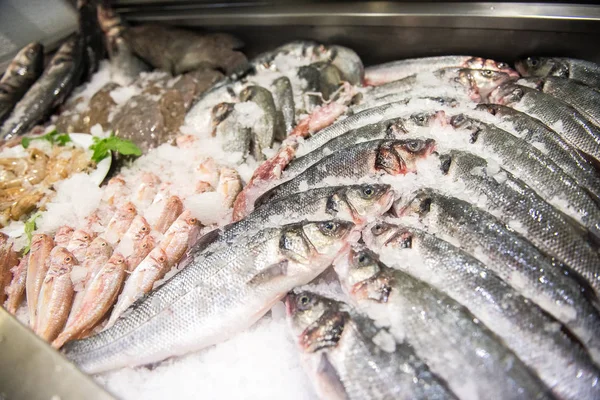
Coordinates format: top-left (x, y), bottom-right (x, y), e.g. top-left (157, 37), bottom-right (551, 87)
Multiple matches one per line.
top-left (53, 252), bottom-right (127, 349)
top-left (35, 247), bottom-right (76, 342)
top-left (159, 210), bottom-right (201, 267)
top-left (153, 195), bottom-right (184, 234)
top-left (0, 239), bottom-right (19, 305)
top-left (217, 167), bottom-right (242, 208)
top-left (66, 230), bottom-right (95, 263)
top-left (26, 234), bottom-right (55, 327)
top-left (4, 256), bottom-right (28, 314)
top-left (106, 247), bottom-right (169, 327)
top-left (102, 175), bottom-right (129, 207)
top-left (116, 215), bottom-right (151, 255)
top-left (54, 226), bottom-right (75, 248)
top-left (104, 202), bottom-right (137, 246)
top-left (134, 172), bottom-right (161, 204)
top-left (126, 234), bottom-right (155, 272)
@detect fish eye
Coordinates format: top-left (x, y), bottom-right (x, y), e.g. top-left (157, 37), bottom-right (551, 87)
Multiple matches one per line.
top-left (357, 252), bottom-right (371, 265)
top-left (497, 62), bottom-right (509, 69)
top-left (100, 242), bottom-right (106, 247)
top-left (450, 114), bottom-right (466, 126)
top-left (361, 186), bottom-right (375, 198)
top-left (411, 113), bottom-right (427, 125)
top-left (64, 256), bottom-right (72, 262)
top-left (527, 57), bottom-right (539, 67)
top-left (319, 221), bottom-right (338, 234)
top-left (480, 70), bottom-right (494, 77)
top-left (371, 223), bottom-right (386, 236)
top-left (297, 294), bottom-right (312, 309)
top-left (189, 218), bottom-right (198, 225)
top-left (404, 140), bottom-right (425, 153)
top-left (399, 234), bottom-right (413, 249)
top-left (141, 226), bottom-right (148, 232)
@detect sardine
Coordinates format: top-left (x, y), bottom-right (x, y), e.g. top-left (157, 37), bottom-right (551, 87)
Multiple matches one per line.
top-left (239, 85), bottom-right (281, 161)
top-left (476, 104), bottom-right (600, 200)
top-left (153, 195), bottom-right (184, 234)
top-left (516, 57), bottom-right (600, 88)
top-left (364, 223), bottom-right (600, 400)
top-left (255, 138), bottom-right (436, 207)
top-left (0, 239), bottom-right (18, 305)
top-left (1, 35), bottom-right (85, 139)
top-left (26, 234), bottom-right (55, 327)
top-left (35, 247), bottom-right (76, 342)
top-left (54, 226), bottom-right (75, 248)
top-left (0, 42), bottom-right (44, 125)
top-left (334, 247), bottom-right (551, 400)
top-left (104, 202), bottom-right (137, 246)
top-left (63, 219), bottom-right (356, 373)
top-left (286, 291), bottom-right (457, 400)
top-left (53, 253), bottom-right (127, 349)
top-left (489, 83), bottom-right (600, 162)
top-left (272, 76), bottom-right (295, 135)
top-left (66, 230), bottom-right (95, 264)
top-left (438, 150), bottom-right (600, 296)
top-left (396, 188), bottom-right (600, 361)
top-left (365, 55), bottom-right (518, 86)
top-left (4, 256), bottom-right (28, 314)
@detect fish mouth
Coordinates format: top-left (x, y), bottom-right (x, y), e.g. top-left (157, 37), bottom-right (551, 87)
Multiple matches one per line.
top-left (284, 292), bottom-right (297, 316)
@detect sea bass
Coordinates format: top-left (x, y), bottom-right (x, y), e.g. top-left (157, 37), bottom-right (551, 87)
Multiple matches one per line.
top-left (516, 57), bottom-right (600, 88)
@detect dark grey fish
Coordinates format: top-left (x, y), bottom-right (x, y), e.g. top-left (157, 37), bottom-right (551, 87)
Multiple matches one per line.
top-left (438, 150), bottom-right (600, 297)
top-left (210, 102), bottom-right (251, 156)
top-left (335, 246), bottom-right (552, 400)
top-left (516, 57), bottom-right (600, 88)
top-left (1, 35), bottom-right (85, 139)
top-left (297, 61), bottom-right (343, 111)
top-left (476, 104), bottom-right (600, 200)
top-left (286, 291), bottom-right (457, 400)
top-left (271, 76), bottom-right (295, 136)
top-left (239, 85), bottom-right (281, 161)
top-left (396, 188), bottom-right (600, 362)
top-left (325, 45), bottom-right (364, 85)
top-left (489, 83), bottom-right (600, 162)
top-left (365, 222), bottom-right (600, 400)
top-left (77, 0), bottom-right (105, 79)
top-left (0, 42), bottom-right (44, 126)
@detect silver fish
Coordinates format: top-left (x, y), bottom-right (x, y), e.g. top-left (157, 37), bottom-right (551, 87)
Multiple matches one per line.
top-left (286, 291), bottom-right (457, 400)
top-left (489, 83), bottom-right (600, 162)
top-left (210, 102), bottom-right (251, 156)
top-left (325, 45), bottom-right (364, 85)
top-left (271, 76), bottom-right (295, 135)
top-left (395, 188), bottom-right (600, 362)
top-left (364, 222), bottom-right (600, 400)
top-left (0, 42), bottom-right (44, 125)
top-left (239, 85), bottom-right (281, 161)
top-left (335, 246), bottom-right (552, 400)
top-left (516, 57), bottom-right (600, 88)
top-left (63, 219), bottom-right (356, 373)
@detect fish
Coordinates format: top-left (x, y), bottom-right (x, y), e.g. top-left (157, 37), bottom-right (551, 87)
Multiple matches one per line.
top-left (271, 76), bottom-right (295, 135)
top-left (102, 176), bottom-right (129, 208)
top-left (210, 102), bottom-right (251, 156)
top-left (475, 104), bottom-right (600, 200)
top-left (124, 24), bottom-right (247, 75)
top-left (1, 35), bottom-right (85, 139)
top-left (126, 234), bottom-right (155, 273)
top-left (54, 226), bottom-right (75, 248)
top-left (239, 85), bottom-right (281, 161)
top-left (134, 173), bottom-right (161, 206)
top-left (364, 55), bottom-right (518, 86)
top-left (66, 230), bottom-right (95, 263)
top-left (286, 111), bottom-right (444, 176)
top-left (77, 0), bottom-right (105, 79)
top-left (35, 247), bottom-right (76, 342)
top-left (26, 234), bottom-right (54, 327)
top-left (104, 202), bottom-right (137, 246)
top-left (53, 253), bottom-right (127, 349)
top-left (515, 57), bottom-right (600, 88)
top-left (255, 138), bottom-right (436, 207)
top-left (519, 76), bottom-right (600, 128)
top-left (448, 114), bottom-right (600, 239)
top-left (285, 291), bottom-right (458, 400)
top-left (217, 167), bottom-right (242, 209)
top-left (334, 246), bottom-right (552, 400)
top-left (4, 256), bottom-right (28, 314)
top-left (0, 42), bottom-right (44, 125)
top-left (115, 215), bottom-right (151, 258)
top-left (106, 247), bottom-right (169, 328)
top-left (489, 83), bottom-right (600, 162)
top-left (158, 210), bottom-right (200, 267)
top-left (82, 237), bottom-right (114, 286)
top-left (350, 93), bottom-right (457, 114)
top-left (325, 45), bottom-right (364, 85)
top-left (364, 222), bottom-right (600, 400)
top-left (437, 150), bottom-right (600, 296)
top-left (0, 238), bottom-right (19, 304)
top-left (62, 219), bottom-right (356, 373)
top-left (395, 188), bottom-right (600, 361)
top-left (297, 61), bottom-right (344, 111)
top-left (153, 195), bottom-right (184, 234)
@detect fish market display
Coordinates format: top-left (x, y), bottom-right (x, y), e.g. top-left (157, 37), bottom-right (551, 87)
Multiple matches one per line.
top-left (3, 10), bottom-right (600, 399)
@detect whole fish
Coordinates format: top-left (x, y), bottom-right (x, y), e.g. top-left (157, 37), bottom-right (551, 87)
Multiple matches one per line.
top-left (35, 247), bottom-right (76, 342)
top-left (62, 219), bottom-right (356, 373)
top-left (4, 256), bottom-right (28, 314)
top-left (158, 210), bottom-right (200, 267)
top-left (26, 234), bottom-right (54, 327)
top-left (0, 42), bottom-right (44, 125)
top-left (519, 76), bottom-right (600, 128)
top-left (286, 111), bottom-right (444, 175)
top-left (438, 150), bottom-right (600, 296)
top-left (489, 83), bottom-right (600, 162)
top-left (239, 85), bottom-right (282, 161)
top-left (285, 291), bottom-right (457, 400)
top-left (516, 57), bottom-right (600, 88)
top-left (210, 102), bottom-right (251, 156)
top-left (0, 239), bottom-right (19, 304)
top-left (476, 104), bottom-right (600, 200)
top-left (335, 246), bottom-right (551, 400)
top-left (271, 76), bottom-right (295, 135)
top-left (255, 138), bottom-right (436, 207)
top-left (448, 114), bottom-right (600, 239)
top-left (82, 237), bottom-right (114, 286)
top-left (104, 202), bottom-right (137, 246)
top-left (54, 226), bottom-right (75, 248)
top-left (115, 215), bottom-right (151, 257)
top-left (1, 35), bottom-right (85, 139)
top-left (106, 247), bottom-right (169, 328)
top-left (396, 188), bottom-right (600, 361)
top-left (66, 230), bottom-right (95, 263)
top-left (217, 167), bottom-right (242, 209)
top-left (53, 253), bottom-right (127, 349)
top-left (364, 222), bottom-right (600, 400)
top-left (125, 234), bottom-right (155, 273)
top-left (365, 55), bottom-right (518, 86)
top-left (297, 61), bottom-right (344, 110)
top-left (153, 195), bottom-right (184, 234)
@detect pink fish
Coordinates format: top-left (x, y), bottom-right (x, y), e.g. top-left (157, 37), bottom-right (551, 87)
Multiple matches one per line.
top-left (54, 226), bottom-right (74, 248)
top-left (4, 256), bottom-right (28, 314)
top-left (126, 234), bottom-right (155, 272)
top-left (0, 238), bottom-right (19, 305)
top-left (26, 234), bottom-right (54, 327)
top-left (153, 195), bottom-right (184, 234)
top-left (159, 210), bottom-right (200, 267)
top-left (104, 202), bottom-right (137, 246)
top-left (66, 230), bottom-right (95, 263)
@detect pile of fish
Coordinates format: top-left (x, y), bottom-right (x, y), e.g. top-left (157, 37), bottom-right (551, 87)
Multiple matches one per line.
top-left (3, 7), bottom-right (600, 398)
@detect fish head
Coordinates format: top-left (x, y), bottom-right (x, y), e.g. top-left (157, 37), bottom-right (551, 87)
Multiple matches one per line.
top-left (458, 68), bottom-right (514, 102)
top-left (376, 138), bottom-right (436, 175)
top-left (148, 247), bottom-right (169, 268)
top-left (30, 234), bottom-right (53, 253)
top-left (130, 216), bottom-right (151, 241)
top-left (106, 253), bottom-right (126, 272)
top-left (239, 86), bottom-right (257, 102)
top-left (341, 184), bottom-right (395, 223)
top-left (335, 245), bottom-right (380, 287)
top-left (463, 57), bottom-right (519, 78)
top-left (281, 220), bottom-right (356, 264)
top-left (488, 83), bottom-right (525, 105)
top-left (48, 247), bottom-right (77, 274)
top-left (391, 188), bottom-right (437, 222)
top-left (55, 225), bottom-right (75, 239)
top-left (16, 42), bottom-right (44, 73)
top-left (363, 221), bottom-right (416, 252)
top-left (88, 237), bottom-right (112, 257)
top-left (210, 102), bottom-right (235, 134)
top-left (118, 202), bottom-right (137, 220)
top-left (386, 112), bottom-right (445, 139)
top-left (71, 230), bottom-right (94, 246)
top-left (515, 57), bottom-right (568, 78)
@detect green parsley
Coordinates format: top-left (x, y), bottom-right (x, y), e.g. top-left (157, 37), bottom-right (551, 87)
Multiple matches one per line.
top-left (21, 129), bottom-right (72, 149)
top-left (22, 212), bottom-right (41, 255)
top-left (89, 133), bottom-right (142, 163)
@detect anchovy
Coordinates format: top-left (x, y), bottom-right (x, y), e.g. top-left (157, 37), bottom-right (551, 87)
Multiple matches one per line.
top-left (516, 57), bottom-right (600, 88)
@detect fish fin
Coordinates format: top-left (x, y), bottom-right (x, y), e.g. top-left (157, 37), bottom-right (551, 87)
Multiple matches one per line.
top-left (247, 260), bottom-right (289, 287)
top-left (316, 353), bottom-right (349, 400)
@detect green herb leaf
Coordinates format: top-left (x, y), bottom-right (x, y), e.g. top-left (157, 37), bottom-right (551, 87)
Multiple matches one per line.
top-left (89, 133), bottom-right (142, 163)
top-left (21, 137), bottom-right (31, 148)
top-left (22, 212), bottom-right (41, 255)
top-left (21, 129), bottom-right (72, 149)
